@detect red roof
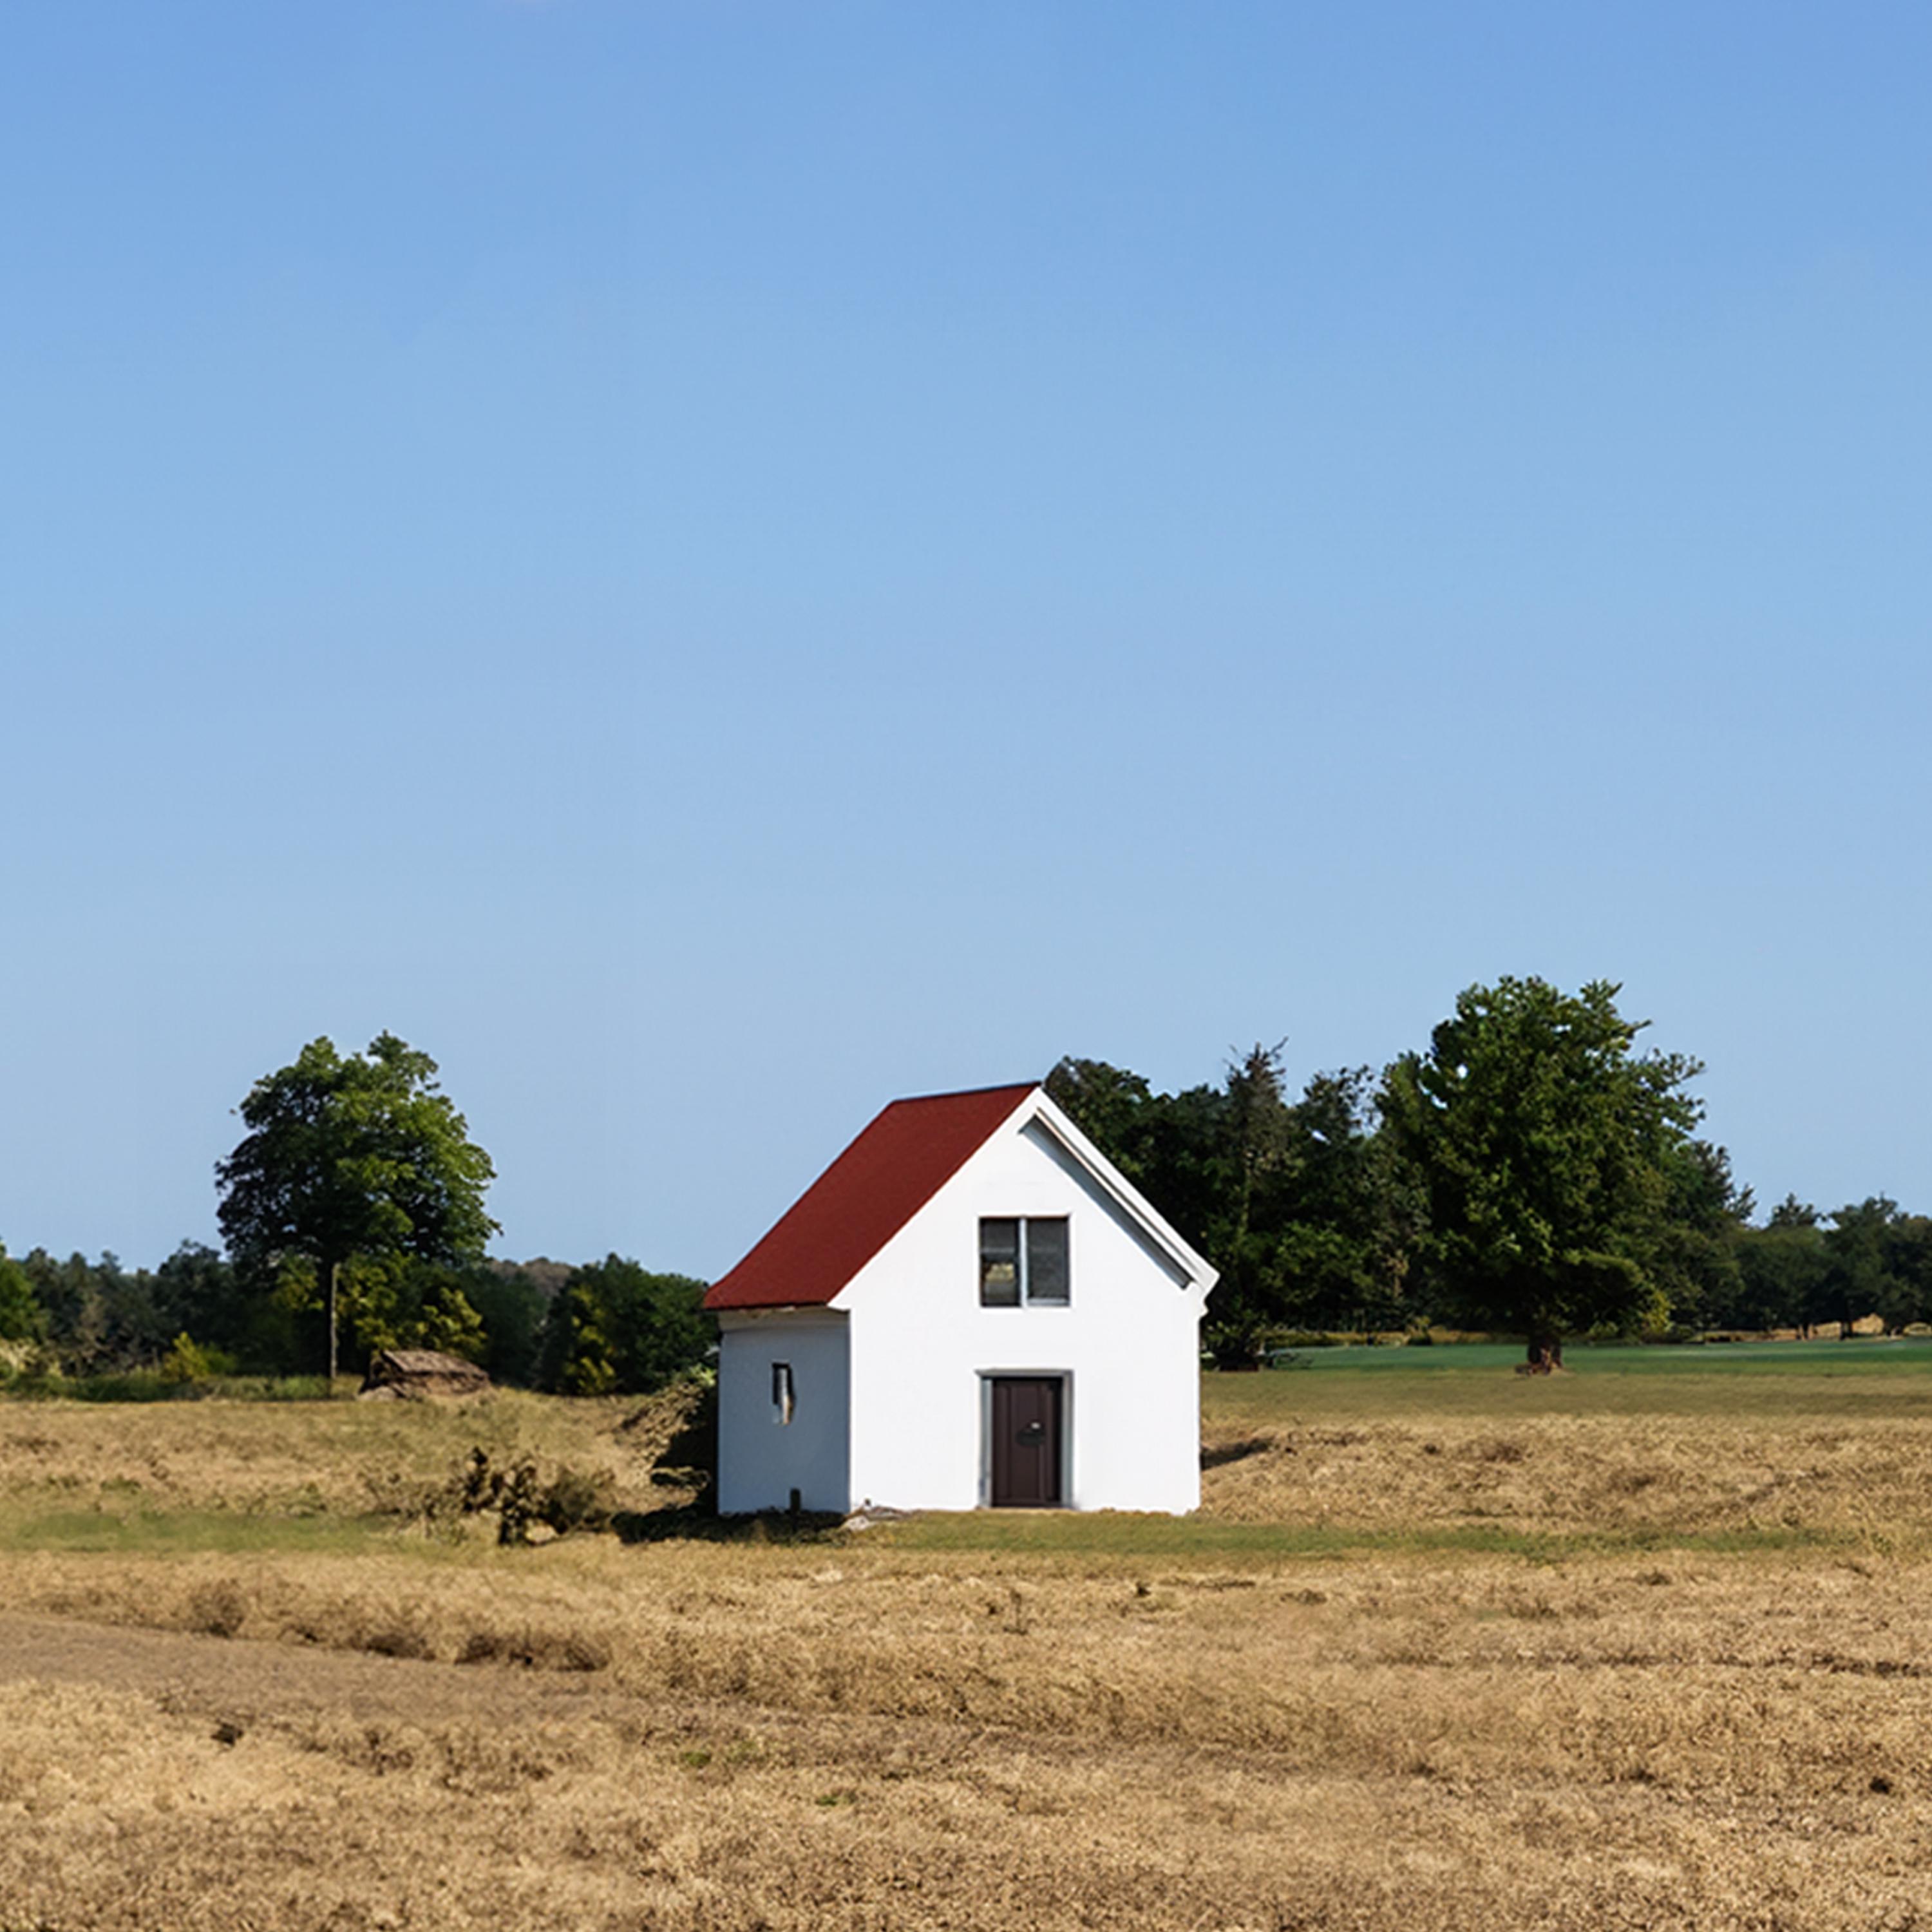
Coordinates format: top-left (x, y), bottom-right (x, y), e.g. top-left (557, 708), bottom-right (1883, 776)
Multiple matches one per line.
top-left (705, 1084), bottom-right (1039, 1311)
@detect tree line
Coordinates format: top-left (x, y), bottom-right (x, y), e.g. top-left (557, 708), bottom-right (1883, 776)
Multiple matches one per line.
top-left (0, 1032), bottom-right (708, 1393)
top-left (0, 1242), bottom-right (710, 1394)
top-left (3, 983), bottom-right (1927, 1390)
top-left (1050, 976), bottom-right (1932, 1367)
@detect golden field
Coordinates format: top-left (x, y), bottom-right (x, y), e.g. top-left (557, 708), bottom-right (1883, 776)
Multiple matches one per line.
top-left (4, 1346), bottom-right (1932, 1930)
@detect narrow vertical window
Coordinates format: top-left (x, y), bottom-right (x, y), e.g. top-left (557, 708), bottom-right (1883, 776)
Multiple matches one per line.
top-left (980, 1218), bottom-right (1021, 1305)
top-left (771, 1361), bottom-right (794, 1425)
top-left (1026, 1218), bottom-right (1070, 1303)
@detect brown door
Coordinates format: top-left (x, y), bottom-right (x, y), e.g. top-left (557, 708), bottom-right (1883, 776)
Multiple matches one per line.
top-left (990, 1377), bottom-right (1063, 1507)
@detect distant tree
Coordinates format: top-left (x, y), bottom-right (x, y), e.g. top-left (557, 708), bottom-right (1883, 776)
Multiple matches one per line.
top-left (1048, 1054), bottom-right (1222, 1250)
top-left (1768, 1194), bottom-right (1821, 1230)
top-left (90, 1252), bottom-right (170, 1364)
top-left (333, 1255), bottom-right (489, 1363)
top-left (17, 1250), bottom-right (166, 1369)
top-left (1650, 1139), bottom-right (1752, 1331)
top-left (150, 1242), bottom-right (258, 1363)
top-left (1730, 1214), bottom-right (1832, 1333)
top-left (1045, 1058), bottom-right (1158, 1182)
top-left (1380, 977), bottom-right (1705, 1368)
top-left (1883, 1216), bottom-right (1932, 1333)
top-left (1821, 1198), bottom-right (1911, 1338)
top-left (1054, 1046), bottom-right (1291, 1365)
top-left (1198, 1045), bottom-right (1299, 1365)
top-left (0, 1245), bottom-right (44, 1345)
top-left (1276, 1066), bottom-right (1420, 1335)
top-left (1050, 1046), bottom-right (1419, 1358)
top-left (216, 1034), bottom-right (498, 1378)
top-left (536, 1256), bottom-right (712, 1396)
top-left (19, 1249), bottom-right (102, 1363)
top-left (1138, 1081), bottom-right (1235, 1262)
top-left (462, 1263), bottom-right (551, 1386)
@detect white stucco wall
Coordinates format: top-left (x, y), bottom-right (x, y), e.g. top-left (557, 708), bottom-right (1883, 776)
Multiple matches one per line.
top-left (839, 1112), bottom-right (1207, 1514)
top-left (715, 1310), bottom-right (850, 1513)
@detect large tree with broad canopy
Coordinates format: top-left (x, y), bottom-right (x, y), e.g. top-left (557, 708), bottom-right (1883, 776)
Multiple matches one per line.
top-left (216, 1034), bottom-right (498, 1378)
top-left (1379, 977), bottom-right (1705, 1368)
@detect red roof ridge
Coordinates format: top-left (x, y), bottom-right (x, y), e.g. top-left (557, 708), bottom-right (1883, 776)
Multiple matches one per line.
top-left (705, 1083), bottom-right (1040, 1311)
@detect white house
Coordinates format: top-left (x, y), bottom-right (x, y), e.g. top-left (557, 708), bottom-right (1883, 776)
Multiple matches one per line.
top-left (706, 1082), bottom-right (1217, 1515)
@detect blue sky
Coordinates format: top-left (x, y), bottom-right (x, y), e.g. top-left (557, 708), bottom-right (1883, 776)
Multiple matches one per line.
top-left (4, 3), bottom-right (1929, 1274)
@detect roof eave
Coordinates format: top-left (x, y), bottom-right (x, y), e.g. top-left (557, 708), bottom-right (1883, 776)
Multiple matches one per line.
top-left (1020, 1088), bottom-right (1219, 1292)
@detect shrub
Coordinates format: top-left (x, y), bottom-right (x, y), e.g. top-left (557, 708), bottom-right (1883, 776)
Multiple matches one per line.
top-left (538, 1464), bottom-right (616, 1536)
top-left (161, 1333), bottom-right (238, 1383)
top-left (451, 1448), bottom-right (616, 1544)
top-left (187, 1582), bottom-right (249, 1638)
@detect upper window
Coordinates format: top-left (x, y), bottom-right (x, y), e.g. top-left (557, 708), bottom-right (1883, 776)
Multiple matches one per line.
top-left (979, 1217), bottom-right (1070, 1306)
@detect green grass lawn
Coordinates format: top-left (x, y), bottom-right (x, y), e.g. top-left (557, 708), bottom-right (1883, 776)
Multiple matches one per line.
top-left (1209, 1336), bottom-right (1932, 1423)
top-left (1280, 1337), bottom-right (1932, 1374)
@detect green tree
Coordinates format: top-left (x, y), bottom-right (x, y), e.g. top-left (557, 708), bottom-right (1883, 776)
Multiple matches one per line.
top-left (1883, 1216), bottom-right (1932, 1333)
top-left (216, 1034), bottom-right (498, 1378)
top-left (1650, 1139), bottom-right (1752, 1331)
top-left (1044, 1058), bottom-right (1159, 1184)
top-left (1821, 1198), bottom-right (1911, 1337)
top-left (1198, 1045), bottom-right (1298, 1365)
top-left (19, 1250), bottom-right (156, 1369)
top-left (1049, 1047), bottom-right (1419, 1358)
top-left (1051, 1048), bottom-right (1284, 1365)
top-left (332, 1255), bottom-right (489, 1363)
top-left (1276, 1066), bottom-right (1421, 1335)
top-left (536, 1256), bottom-right (712, 1396)
top-left (0, 1244), bottom-right (44, 1346)
top-left (1048, 1054), bottom-right (1224, 1251)
top-left (1730, 1205), bottom-right (1832, 1333)
top-left (1379, 977), bottom-right (1705, 1368)
top-left (149, 1241), bottom-right (278, 1367)
top-left (459, 1263), bottom-right (551, 1386)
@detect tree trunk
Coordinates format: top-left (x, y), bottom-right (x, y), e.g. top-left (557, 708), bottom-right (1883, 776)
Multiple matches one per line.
top-left (1212, 1329), bottom-right (1263, 1371)
top-left (327, 1259), bottom-right (339, 1385)
top-left (1522, 1334), bottom-right (1564, 1374)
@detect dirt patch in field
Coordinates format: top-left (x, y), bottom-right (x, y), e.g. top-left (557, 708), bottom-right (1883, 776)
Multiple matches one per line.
top-left (0, 1609), bottom-right (629, 1727)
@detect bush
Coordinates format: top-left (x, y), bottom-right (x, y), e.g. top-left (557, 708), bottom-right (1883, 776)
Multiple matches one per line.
top-left (452, 1448), bottom-right (617, 1544)
top-left (536, 1258), bottom-right (714, 1396)
top-left (187, 1582), bottom-right (249, 1638)
top-left (162, 1333), bottom-right (238, 1383)
top-left (0, 1337), bottom-right (55, 1385)
top-left (538, 1465), bottom-right (616, 1536)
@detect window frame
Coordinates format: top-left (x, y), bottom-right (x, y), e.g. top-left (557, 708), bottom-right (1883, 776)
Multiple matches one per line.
top-left (978, 1215), bottom-right (1072, 1308)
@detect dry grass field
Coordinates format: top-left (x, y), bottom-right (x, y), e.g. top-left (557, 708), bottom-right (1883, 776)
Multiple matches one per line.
top-left (5, 1345), bottom-right (1932, 1930)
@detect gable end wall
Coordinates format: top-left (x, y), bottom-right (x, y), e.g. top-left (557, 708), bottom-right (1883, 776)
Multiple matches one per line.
top-left (838, 1113), bottom-right (1203, 1513)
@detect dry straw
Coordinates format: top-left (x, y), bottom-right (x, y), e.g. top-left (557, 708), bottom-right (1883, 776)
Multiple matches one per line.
top-left (2, 1366), bottom-right (1931, 1928)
